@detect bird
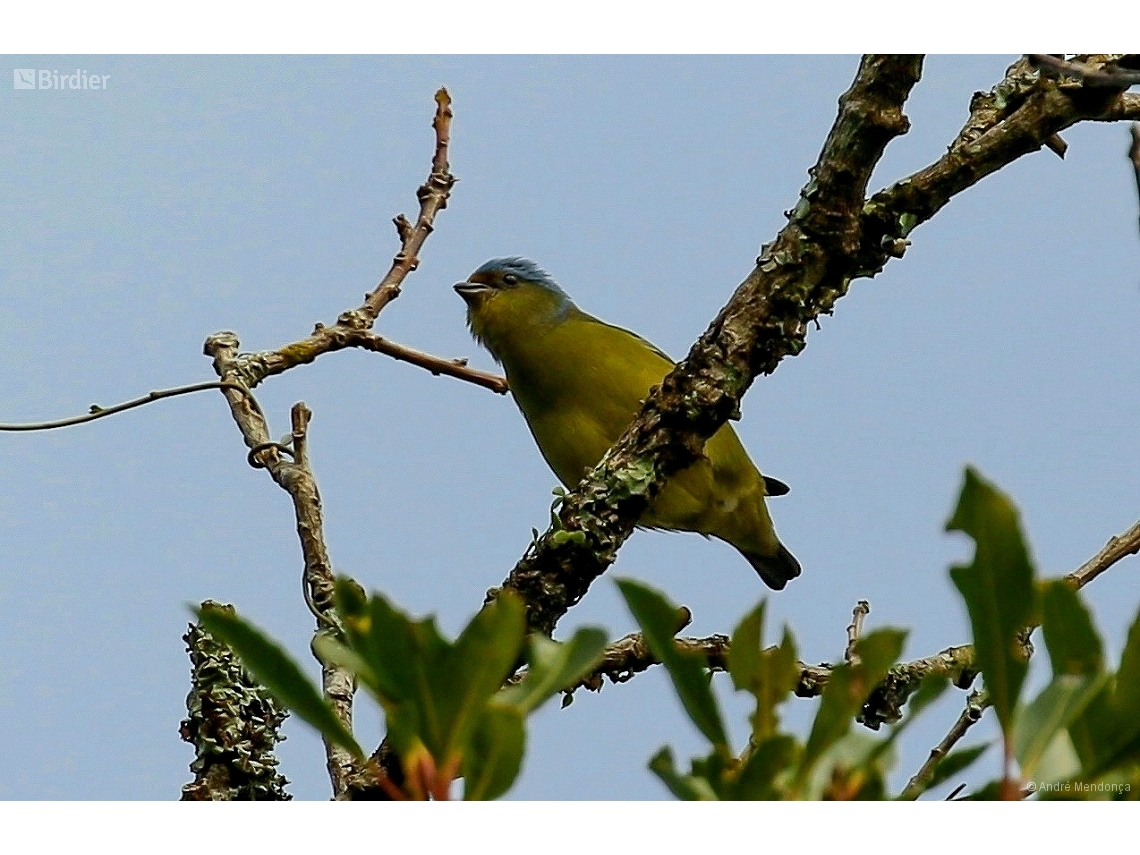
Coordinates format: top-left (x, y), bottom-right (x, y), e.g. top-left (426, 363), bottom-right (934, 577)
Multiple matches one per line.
top-left (454, 257), bottom-right (801, 590)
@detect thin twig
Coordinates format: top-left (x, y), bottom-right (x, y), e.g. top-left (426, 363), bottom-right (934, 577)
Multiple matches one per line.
top-left (342, 330), bottom-right (507, 393)
top-left (898, 690), bottom-right (990, 800)
top-left (845, 600), bottom-right (871, 664)
top-left (197, 90), bottom-right (460, 799)
top-left (202, 88), bottom-right (462, 394)
top-left (0, 381), bottom-right (264, 432)
top-left (360, 88), bottom-right (456, 323)
top-left (1064, 518), bottom-right (1140, 590)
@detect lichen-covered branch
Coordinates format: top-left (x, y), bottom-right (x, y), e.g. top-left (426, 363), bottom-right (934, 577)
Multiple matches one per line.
top-left (1029, 54), bottom-right (1140, 88)
top-left (180, 603), bottom-right (290, 801)
top-left (492, 56), bottom-right (924, 636)
top-left (197, 90), bottom-right (468, 798)
top-left (857, 57), bottom-right (1139, 279)
top-left (491, 55), bottom-right (1140, 640)
top-left (203, 333), bottom-right (357, 796)
top-left (565, 627), bottom-right (975, 728)
top-left (567, 512), bottom-right (1138, 731)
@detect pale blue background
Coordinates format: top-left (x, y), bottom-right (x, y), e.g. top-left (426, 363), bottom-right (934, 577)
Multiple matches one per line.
top-left (1, 55), bottom-right (1136, 799)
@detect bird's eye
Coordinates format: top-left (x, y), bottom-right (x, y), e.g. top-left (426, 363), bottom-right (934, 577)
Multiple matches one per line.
top-left (502, 273), bottom-right (518, 285)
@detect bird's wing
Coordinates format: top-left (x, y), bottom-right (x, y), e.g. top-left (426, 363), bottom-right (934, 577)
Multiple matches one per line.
top-left (580, 315), bottom-right (676, 365)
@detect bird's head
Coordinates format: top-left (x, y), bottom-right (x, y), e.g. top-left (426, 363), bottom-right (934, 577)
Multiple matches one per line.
top-left (454, 257), bottom-right (574, 361)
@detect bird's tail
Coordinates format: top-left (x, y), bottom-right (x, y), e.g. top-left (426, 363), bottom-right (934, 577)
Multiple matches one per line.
top-left (740, 542), bottom-right (802, 591)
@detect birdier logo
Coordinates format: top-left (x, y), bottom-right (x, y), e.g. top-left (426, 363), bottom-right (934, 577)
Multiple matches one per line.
top-left (13, 68), bottom-right (110, 90)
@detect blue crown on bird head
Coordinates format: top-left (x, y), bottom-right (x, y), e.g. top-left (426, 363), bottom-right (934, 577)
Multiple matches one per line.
top-left (474, 257), bottom-right (568, 298)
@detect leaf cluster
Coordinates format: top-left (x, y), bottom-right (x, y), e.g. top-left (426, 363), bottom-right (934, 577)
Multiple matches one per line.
top-left (197, 582), bottom-right (606, 799)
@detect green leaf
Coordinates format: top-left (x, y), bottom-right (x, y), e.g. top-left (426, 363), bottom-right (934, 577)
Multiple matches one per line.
top-left (799, 629), bottom-right (906, 789)
top-left (351, 593), bottom-right (448, 758)
top-left (962, 779), bottom-right (1003, 800)
top-left (499, 627), bottom-right (608, 714)
top-left (333, 575), bottom-right (368, 620)
top-left (434, 593), bottom-right (527, 764)
top-left (1065, 680), bottom-right (1116, 770)
top-left (648, 747), bottom-right (719, 801)
top-left (947, 466), bottom-right (1037, 739)
top-left (1075, 607), bottom-right (1140, 779)
top-left (617, 579), bottom-right (729, 752)
top-left (1031, 729), bottom-right (1082, 788)
top-left (728, 601), bottom-right (766, 693)
top-left (311, 630), bottom-right (375, 685)
top-left (1114, 606), bottom-right (1140, 714)
top-left (731, 735), bottom-right (799, 800)
top-left (462, 703), bottom-right (526, 801)
top-left (906, 674), bottom-right (953, 720)
top-left (1040, 580), bottom-right (1103, 677)
top-left (1065, 607), bottom-right (1140, 780)
top-left (728, 605), bottom-right (799, 743)
top-left (194, 603), bottom-right (364, 759)
top-left (1013, 674), bottom-right (1105, 779)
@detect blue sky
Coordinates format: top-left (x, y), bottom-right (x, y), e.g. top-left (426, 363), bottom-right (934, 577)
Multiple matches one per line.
top-left (1, 55), bottom-right (1137, 800)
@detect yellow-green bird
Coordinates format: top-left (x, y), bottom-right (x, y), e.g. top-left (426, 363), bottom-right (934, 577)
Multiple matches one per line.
top-left (455, 257), bottom-right (801, 589)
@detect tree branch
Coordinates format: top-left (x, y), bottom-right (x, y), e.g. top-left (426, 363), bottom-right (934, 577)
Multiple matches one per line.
top-left (204, 332), bottom-right (358, 796)
top-left (1065, 518), bottom-right (1140, 590)
top-left (206, 88), bottom-right (466, 394)
top-left (844, 600), bottom-right (871, 664)
top-left (180, 602), bottom-right (291, 800)
top-left (858, 57), bottom-right (1140, 279)
top-left (489, 55), bottom-right (1140, 642)
top-left (564, 513), bottom-right (1138, 727)
top-left (1028, 54), bottom-right (1140, 88)
top-left (197, 90), bottom-right (464, 797)
top-left (492, 55), bottom-right (925, 636)
top-left (0, 381), bottom-right (265, 432)
top-left (897, 689), bottom-right (990, 801)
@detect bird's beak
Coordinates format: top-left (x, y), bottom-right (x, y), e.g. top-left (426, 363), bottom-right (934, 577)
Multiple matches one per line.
top-left (454, 281), bottom-right (491, 304)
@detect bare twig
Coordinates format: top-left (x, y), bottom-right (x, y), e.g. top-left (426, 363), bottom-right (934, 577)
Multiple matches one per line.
top-left (332, 329), bottom-right (506, 394)
top-left (844, 600), bottom-right (871, 664)
top-left (204, 88), bottom-right (465, 394)
top-left (1065, 518), bottom-right (1140, 590)
top-left (359, 88), bottom-right (456, 323)
top-left (194, 90), bottom-right (461, 799)
top-left (898, 690), bottom-right (990, 801)
top-left (0, 381), bottom-right (264, 432)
